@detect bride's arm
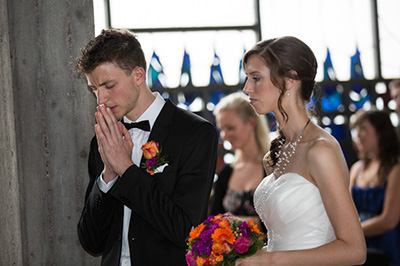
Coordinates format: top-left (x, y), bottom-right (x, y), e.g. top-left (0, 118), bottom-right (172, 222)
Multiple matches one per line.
top-left (306, 139), bottom-right (366, 264)
top-left (236, 139), bottom-right (366, 266)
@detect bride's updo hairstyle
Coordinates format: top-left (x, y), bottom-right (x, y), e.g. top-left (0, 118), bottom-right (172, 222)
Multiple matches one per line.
top-left (242, 36), bottom-right (318, 167)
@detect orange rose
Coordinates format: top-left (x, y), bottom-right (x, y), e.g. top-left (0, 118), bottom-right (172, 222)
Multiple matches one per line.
top-left (218, 219), bottom-right (231, 229)
top-left (212, 242), bottom-right (229, 254)
top-left (212, 214), bottom-right (224, 224)
top-left (212, 228), bottom-right (236, 245)
top-left (211, 242), bottom-right (224, 254)
top-left (209, 252), bottom-right (224, 265)
top-left (141, 141), bottom-right (159, 159)
top-left (196, 256), bottom-right (208, 266)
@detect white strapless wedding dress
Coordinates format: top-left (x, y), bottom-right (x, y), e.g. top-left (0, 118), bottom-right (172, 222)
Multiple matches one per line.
top-left (254, 173), bottom-right (336, 251)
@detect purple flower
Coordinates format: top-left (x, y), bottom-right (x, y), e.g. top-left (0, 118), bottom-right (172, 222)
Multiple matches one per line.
top-left (145, 157), bottom-right (158, 170)
top-left (200, 223), bottom-right (218, 240)
top-left (233, 236), bottom-right (250, 254)
top-left (192, 239), bottom-right (212, 257)
top-left (239, 221), bottom-right (251, 238)
top-left (204, 215), bottom-right (215, 224)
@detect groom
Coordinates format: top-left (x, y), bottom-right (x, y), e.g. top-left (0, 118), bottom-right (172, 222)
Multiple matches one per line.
top-left (76, 29), bottom-right (218, 265)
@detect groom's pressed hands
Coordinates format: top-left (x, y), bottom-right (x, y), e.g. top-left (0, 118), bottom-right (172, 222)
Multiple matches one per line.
top-left (95, 105), bottom-right (134, 183)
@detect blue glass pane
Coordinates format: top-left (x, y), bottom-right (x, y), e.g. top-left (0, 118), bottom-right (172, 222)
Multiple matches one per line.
top-left (148, 51), bottom-right (165, 88)
top-left (179, 92), bottom-right (201, 108)
top-left (321, 86), bottom-right (343, 112)
top-left (210, 52), bottom-right (224, 85)
top-left (209, 91), bottom-right (229, 106)
top-left (180, 49), bottom-right (192, 87)
top-left (349, 85), bottom-right (370, 110)
top-left (323, 48), bottom-right (336, 81)
top-left (350, 47), bottom-right (364, 80)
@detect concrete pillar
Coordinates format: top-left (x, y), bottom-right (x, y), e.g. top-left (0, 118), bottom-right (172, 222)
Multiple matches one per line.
top-left (0, 0), bottom-right (23, 264)
top-left (1, 0), bottom-right (100, 264)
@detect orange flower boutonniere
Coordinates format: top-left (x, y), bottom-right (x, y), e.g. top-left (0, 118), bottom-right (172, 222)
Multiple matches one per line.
top-left (141, 141), bottom-right (169, 175)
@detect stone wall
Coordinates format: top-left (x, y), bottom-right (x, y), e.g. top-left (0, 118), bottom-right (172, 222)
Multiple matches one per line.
top-left (1, 0), bottom-right (100, 264)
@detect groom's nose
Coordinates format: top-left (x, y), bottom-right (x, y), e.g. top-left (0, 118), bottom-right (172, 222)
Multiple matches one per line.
top-left (96, 87), bottom-right (109, 105)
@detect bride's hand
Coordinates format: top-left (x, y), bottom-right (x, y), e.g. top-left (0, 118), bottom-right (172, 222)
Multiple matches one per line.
top-left (235, 248), bottom-right (269, 265)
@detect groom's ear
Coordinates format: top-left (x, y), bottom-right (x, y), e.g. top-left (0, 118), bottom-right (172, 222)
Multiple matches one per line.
top-left (131, 66), bottom-right (146, 86)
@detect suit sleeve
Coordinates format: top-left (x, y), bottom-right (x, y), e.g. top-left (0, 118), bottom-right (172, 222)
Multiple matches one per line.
top-left (77, 137), bottom-right (121, 255)
top-left (109, 121), bottom-right (218, 248)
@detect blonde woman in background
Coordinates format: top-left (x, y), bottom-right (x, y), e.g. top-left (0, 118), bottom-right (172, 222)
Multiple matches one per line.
top-left (210, 92), bottom-right (270, 232)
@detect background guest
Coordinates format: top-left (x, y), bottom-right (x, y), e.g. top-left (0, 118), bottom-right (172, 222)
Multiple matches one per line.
top-left (389, 79), bottom-right (400, 114)
top-left (350, 109), bottom-right (400, 265)
top-left (210, 92), bottom-right (270, 231)
top-left (389, 79), bottom-right (400, 134)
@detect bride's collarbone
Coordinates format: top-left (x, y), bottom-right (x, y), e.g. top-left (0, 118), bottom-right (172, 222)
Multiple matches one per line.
top-left (273, 171), bottom-right (317, 186)
top-left (273, 161), bottom-right (315, 184)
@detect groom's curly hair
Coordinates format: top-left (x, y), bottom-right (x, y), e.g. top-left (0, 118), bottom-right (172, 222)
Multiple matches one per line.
top-left (76, 29), bottom-right (147, 77)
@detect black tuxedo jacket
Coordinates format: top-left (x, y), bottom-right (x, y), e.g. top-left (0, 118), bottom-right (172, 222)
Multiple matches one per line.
top-left (78, 99), bottom-right (218, 265)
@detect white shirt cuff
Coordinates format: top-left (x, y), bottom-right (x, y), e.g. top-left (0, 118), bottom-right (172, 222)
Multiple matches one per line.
top-left (97, 173), bottom-right (118, 193)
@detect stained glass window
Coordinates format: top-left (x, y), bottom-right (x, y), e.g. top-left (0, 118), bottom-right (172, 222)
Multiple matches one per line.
top-left (93, 0), bottom-right (400, 167)
top-left (109, 0), bottom-right (256, 29)
top-left (378, 0), bottom-right (400, 78)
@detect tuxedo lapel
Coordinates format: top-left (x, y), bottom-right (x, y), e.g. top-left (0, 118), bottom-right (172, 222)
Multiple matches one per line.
top-left (140, 99), bottom-right (176, 167)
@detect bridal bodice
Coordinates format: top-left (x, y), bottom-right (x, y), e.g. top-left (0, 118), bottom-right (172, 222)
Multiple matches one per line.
top-left (254, 172), bottom-right (336, 251)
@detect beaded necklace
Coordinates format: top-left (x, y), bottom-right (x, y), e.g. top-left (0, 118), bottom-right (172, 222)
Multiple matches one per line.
top-left (275, 118), bottom-right (311, 175)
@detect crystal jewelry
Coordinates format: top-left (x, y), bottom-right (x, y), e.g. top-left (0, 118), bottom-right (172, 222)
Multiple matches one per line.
top-left (274, 118), bottom-right (311, 175)
top-left (287, 92), bottom-right (290, 96)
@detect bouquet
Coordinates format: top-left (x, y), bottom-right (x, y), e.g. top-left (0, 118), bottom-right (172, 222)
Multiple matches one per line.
top-left (185, 214), bottom-right (265, 266)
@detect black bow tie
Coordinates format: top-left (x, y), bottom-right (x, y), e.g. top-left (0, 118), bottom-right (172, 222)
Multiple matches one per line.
top-left (123, 120), bottom-right (150, 131)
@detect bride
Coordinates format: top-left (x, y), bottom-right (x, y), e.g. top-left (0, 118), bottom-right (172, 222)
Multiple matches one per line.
top-left (236, 37), bottom-right (366, 265)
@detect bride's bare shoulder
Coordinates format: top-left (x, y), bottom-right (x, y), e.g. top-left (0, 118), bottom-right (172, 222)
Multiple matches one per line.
top-left (303, 125), bottom-right (347, 170)
top-left (305, 126), bottom-right (348, 178)
top-left (306, 125), bottom-right (341, 151)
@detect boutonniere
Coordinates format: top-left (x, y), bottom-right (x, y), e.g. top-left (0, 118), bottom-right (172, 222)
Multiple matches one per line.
top-left (141, 141), bottom-right (169, 175)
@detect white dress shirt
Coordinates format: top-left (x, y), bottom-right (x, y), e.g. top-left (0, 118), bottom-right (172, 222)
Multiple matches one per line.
top-left (97, 93), bottom-right (165, 266)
